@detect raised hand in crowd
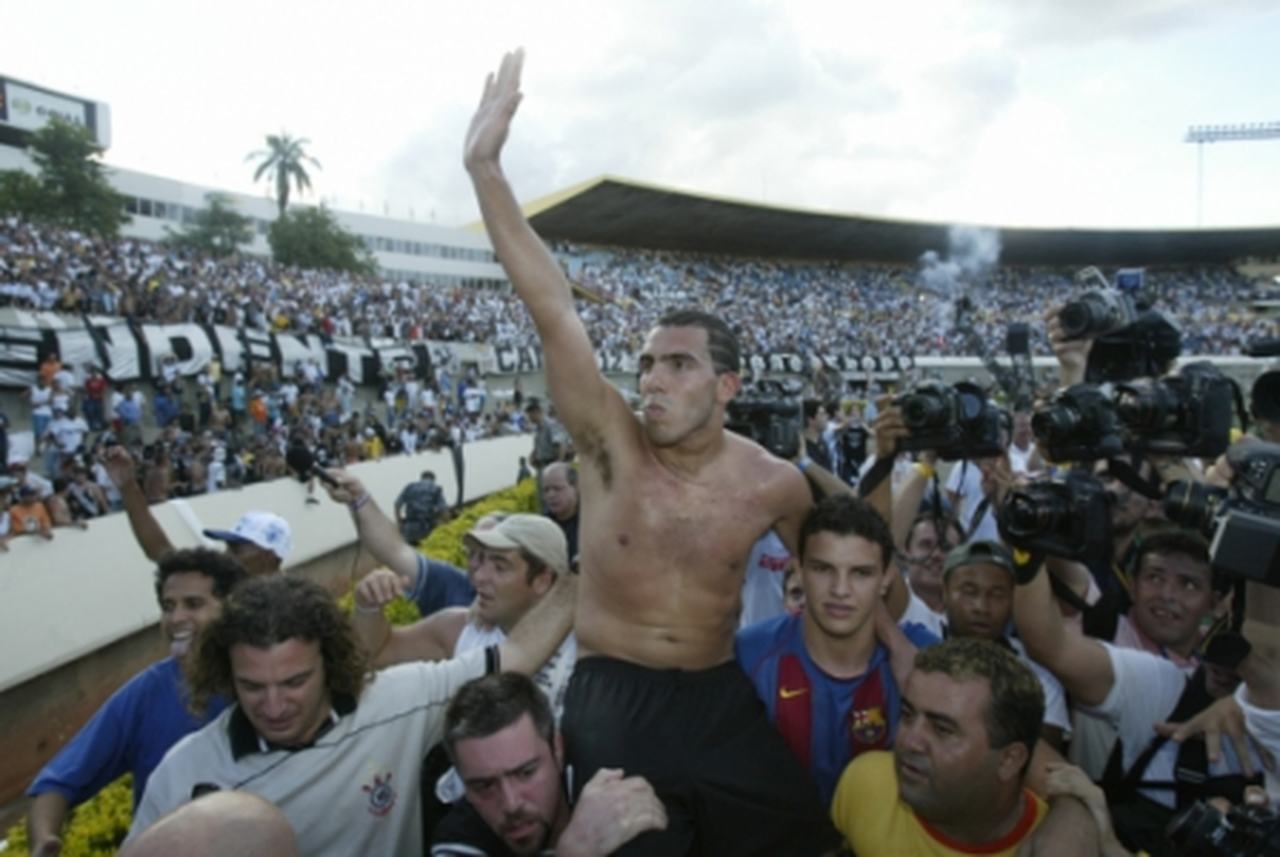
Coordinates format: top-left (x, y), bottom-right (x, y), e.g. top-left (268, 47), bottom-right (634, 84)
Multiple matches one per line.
top-left (1044, 305), bottom-right (1092, 388)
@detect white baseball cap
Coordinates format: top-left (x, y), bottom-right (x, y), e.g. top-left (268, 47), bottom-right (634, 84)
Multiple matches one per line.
top-left (466, 514), bottom-right (568, 577)
top-left (204, 511), bottom-right (293, 561)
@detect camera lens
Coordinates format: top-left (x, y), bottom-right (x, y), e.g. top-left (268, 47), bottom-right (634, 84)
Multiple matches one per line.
top-left (1031, 406), bottom-right (1078, 444)
top-left (902, 393), bottom-right (946, 429)
top-left (1057, 300), bottom-right (1096, 340)
top-left (1002, 490), bottom-right (1055, 536)
top-left (1115, 382), bottom-right (1176, 433)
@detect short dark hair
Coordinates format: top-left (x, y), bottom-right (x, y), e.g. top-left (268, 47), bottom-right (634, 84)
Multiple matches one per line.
top-left (904, 514), bottom-right (963, 554)
top-left (656, 309), bottom-right (740, 375)
top-left (421, 470), bottom-right (436, 481)
top-left (154, 548), bottom-right (248, 602)
top-left (443, 673), bottom-right (554, 764)
top-left (798, 494), bottom-right (894, 569)
top-left (1132, 524), bottom-right (1222, 592)
top-left (914, 638), bottom-right (1044, 771)
top-left (187, 576), bottom-right (367, 714)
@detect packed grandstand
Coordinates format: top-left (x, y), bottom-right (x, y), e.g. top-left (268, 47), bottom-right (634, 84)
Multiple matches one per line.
top-left (1, 216), bottom-right (1273, 359)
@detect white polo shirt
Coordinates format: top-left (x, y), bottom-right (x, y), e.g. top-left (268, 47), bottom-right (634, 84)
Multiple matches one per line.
top-left (130, 646), bottom-right (491, 857)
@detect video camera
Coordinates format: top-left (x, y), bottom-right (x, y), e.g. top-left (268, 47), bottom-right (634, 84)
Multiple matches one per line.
top-left (997, 469), bottom-right (1113, 564)
top-left (894, 381), bottom-right (1008, 461)
top-left (726, 379), bottom-right (803, 460)
top-left (1163, 442), bottom-right (1280, 587)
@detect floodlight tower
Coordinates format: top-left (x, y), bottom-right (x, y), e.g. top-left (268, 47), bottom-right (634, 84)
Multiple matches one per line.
top-left (1184, 121), bottom-right (1280, 226)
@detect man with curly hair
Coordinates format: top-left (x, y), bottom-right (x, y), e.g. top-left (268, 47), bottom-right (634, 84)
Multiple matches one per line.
top-left (129, 572), bottom-right (574, 857)
top-left (26, 548), bottom-right (248, 857)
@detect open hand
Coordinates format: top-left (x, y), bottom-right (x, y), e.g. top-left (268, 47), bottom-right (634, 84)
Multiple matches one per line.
top-left (464, 49), bottom-right (525, 173)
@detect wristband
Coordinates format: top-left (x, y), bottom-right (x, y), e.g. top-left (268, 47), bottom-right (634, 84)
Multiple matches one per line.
top-left (797, 456), bottom-right (813, 473)
top-left (349, 493), bottom-right (371, 513)
top-left (354, 601), bottom-right (383, 615)
top-left (913, 460), bottom-right (935, 480)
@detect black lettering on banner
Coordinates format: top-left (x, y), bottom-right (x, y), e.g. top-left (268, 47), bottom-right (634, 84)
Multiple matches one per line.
top-left (327, 350), bottom-right (349, 383)
top-left (133, 324), bottom-right (154, 381)
top-left (169, 336), bottom-right (194, 362)
top-left (494, 344), bottom-right (517, 374)
top-left (411, 344), bottom-right (433, 381)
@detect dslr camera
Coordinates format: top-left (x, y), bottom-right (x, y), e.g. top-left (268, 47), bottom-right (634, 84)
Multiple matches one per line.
top-left (1163, 442), bottom-right (1280, 587)
top-left (1115, 362), bottom-right (1236, 458)
top-left (1031, 383), bottom-right (1125, 462)
top-left (997, 470), bottom-right (1114, 564)
top-left (727, 379), bottom-right (803, 461)
top-left (1166, 798), bottom-right (1280, 857)
top-left (1058, 289), bottom-right (1139, 341)
top-left (895, 381), bottom-right (1008, 461)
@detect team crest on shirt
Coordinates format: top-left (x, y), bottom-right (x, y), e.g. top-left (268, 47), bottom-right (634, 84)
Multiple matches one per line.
top-left (361, 772), bottom-right (397, 816)
top-left (850, 706), bottom-right (886, 746)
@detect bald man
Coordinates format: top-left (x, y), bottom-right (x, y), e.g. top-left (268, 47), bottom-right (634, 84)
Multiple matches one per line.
top-left (120, 791), bottom-right (296, 857)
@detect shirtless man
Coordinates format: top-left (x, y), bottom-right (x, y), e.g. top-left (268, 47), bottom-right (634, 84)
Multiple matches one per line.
top-left (465, 50), bottom-right (836, 855)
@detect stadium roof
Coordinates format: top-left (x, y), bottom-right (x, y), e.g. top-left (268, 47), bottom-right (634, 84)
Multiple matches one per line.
top-left (522, 176), bottom-right (1280, 267)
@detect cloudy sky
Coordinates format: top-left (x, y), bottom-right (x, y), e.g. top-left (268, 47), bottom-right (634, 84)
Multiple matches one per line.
top-left (7, 0), bottom-right (1279, 230)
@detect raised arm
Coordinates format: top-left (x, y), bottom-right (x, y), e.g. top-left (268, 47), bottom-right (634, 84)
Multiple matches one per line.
top-left (464, 50), bottom-right (617, 440)
top-left (322, 469), bottom-right (418, 578)
top-left (1013, 557), bottom-right (1114, 707)
top-left (100, 445), bottom-right (172, 561)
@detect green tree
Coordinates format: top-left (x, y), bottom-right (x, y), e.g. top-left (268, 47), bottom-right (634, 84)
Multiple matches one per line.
top-left (0, 169), bottom-right (42, 217)
top-left (165, 193), bottom-right (254, 257)
top-left (246, 133), bottom-right (320, 216)
top-left (268, 205), bottom-right (376, 275)
top-left (1, 117), bottom-right (127, 236)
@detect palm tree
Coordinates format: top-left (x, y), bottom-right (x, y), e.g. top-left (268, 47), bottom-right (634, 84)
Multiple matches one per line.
top-left (246, 133), bottom-right (320, 216)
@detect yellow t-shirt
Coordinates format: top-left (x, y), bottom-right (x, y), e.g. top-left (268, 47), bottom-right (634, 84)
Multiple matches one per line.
top-left (832, 751), bottom-right (1047, 857)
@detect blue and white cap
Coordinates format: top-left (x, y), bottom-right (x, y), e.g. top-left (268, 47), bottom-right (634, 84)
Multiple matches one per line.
top-left (204, 511), bottom-right (293, 561)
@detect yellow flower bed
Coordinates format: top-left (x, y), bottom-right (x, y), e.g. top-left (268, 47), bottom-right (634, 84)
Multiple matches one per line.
top-left (4, 479), bottom-right (539, 855)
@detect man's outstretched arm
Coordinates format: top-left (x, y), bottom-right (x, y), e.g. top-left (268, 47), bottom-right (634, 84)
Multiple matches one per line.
top-left (464, 50), bottom-right (617, 441)
top-left (101, 445), bottom-right (173, 561)
top-left (1013, 556), bottom-right (1114, 708)
top-left (323, 470), bottom-right (418, 579)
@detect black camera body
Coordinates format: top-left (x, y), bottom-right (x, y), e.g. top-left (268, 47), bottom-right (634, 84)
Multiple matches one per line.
top-left (895, 381), bottom-right (1007, 461)
top-left (1166, 798), bottom-right (1280, 857)
top-left (1059, 289), bottom-right (1139, 340)
top-left (1031, 383), bottom-right (1125, 463)
top-left (1086, 309), bottom-right (1182, 384)
top-left (1164, 442), bottom-right (1280, 587)
top-left (727, 397), bottom-right (802, 461)
top-left (997, 470), bottom-right (1113, 564)
top-left (1116, 362), bottom-right (1235, 458)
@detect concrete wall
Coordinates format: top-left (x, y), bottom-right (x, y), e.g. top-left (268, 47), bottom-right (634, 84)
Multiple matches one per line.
top-left (0, 435), bottom-right (528, 693)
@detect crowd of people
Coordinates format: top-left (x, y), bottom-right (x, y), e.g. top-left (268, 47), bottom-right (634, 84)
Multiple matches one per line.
top-left (2, 206), bottom-right (1273, 360)
top-left (0, 347), bottom-right (536, 548)
top-left (13, 51), bottom-right (1280, 857)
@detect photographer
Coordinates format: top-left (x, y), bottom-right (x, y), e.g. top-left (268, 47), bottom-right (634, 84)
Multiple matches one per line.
top-left (1012, 548), bottom-right (1265, 855)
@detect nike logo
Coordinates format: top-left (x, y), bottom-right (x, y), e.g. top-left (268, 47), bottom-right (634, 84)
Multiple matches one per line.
top-left (779, 687), bottom-right (808, 699)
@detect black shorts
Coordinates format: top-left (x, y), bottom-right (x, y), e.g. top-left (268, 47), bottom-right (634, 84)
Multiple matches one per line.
top-left (562, 656), bottom-right (840, 857)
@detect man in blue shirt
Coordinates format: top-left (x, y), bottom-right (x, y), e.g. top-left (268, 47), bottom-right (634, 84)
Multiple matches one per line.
top-left (737, 494), bottom-right (939, 805)
top-left (25, 548), bottom-right (248, 856)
